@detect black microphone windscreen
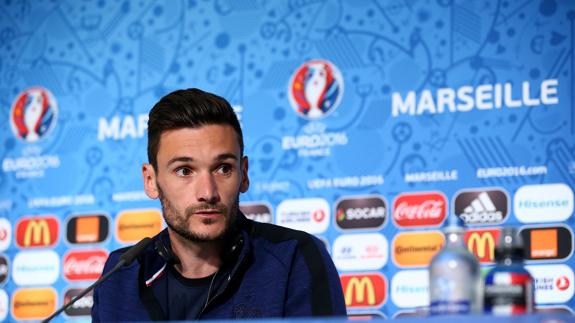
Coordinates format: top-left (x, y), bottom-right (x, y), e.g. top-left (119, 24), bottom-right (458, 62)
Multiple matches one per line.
top-left (119, 237), bottom-right (153, 266)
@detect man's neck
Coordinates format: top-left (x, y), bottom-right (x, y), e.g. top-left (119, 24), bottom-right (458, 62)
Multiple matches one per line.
top-left (167, 230), bottom-right (223, 279)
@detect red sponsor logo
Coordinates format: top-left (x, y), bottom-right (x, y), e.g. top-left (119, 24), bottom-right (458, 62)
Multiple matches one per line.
top-left (63, 249), bottom-right (107, 281)
top-left (393, 192), bottom-right (447, 227)
top-left (464, 228), bottom-right (501, 263)
top-left (340, 273), bottom-right (386, 308)
top-left (313, 209), bottom-right (325, 222)
top-left (556, 276), bottom-right (570, 291)
top-left (16, 216), bottom-right (59, 248)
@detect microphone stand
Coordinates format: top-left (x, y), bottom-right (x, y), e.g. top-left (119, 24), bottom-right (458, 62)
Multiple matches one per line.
top-left (42, 237), bottom-right (152, 323)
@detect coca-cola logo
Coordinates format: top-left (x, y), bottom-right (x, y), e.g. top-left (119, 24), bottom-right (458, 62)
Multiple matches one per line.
top-left (393, 192), bottom-right (447, 228)
top-left (63, 249), bottom-right (107, 281)
top-left (335, 196), bottom-right (386, 230)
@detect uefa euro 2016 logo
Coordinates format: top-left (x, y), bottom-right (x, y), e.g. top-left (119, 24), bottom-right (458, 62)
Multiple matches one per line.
top-left (288, 59), bottom-right (344, 120)
top-left (10, 87), bottom-right (58, 143)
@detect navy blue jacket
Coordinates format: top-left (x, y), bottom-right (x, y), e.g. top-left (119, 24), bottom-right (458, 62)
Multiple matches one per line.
top-left (92, 213), bottom-right (346, 321)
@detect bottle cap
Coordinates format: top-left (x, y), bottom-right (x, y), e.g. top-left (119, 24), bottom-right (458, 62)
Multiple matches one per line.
top-left (494, 227), bottom-right (526, 260)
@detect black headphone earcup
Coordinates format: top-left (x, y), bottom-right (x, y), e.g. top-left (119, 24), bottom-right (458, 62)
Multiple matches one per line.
top-left (155, 239), bottom-right (180, 265)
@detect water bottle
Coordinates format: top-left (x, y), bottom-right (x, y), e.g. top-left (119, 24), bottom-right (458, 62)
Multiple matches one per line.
top-left (483, 227), bottom-right (534, 315)
top-left (429, 216), bottom-right (481, 315)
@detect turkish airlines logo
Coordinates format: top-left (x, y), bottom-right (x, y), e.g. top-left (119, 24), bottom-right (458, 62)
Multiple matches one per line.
top-left (276, 198), bottom-right (330, 234)
top-left (66, 214), bottom-right (109, 244)
top-left (116, 209), bottom-right (163, 243)
top-left (514, 183), bottom-right (574, 223)
top-left (332, 233), bottom-right (388, 271)
top-left (64, 288), bottom-right (93, 316)
top-left (526, 264), bottom-right (575, 304)
top-left (13, 250), bottom-right (59, 286)
top-left (556, 276), bottom-right (570, 291)
top-left (341, 273), bottom-right (387, 308)
top-left (0, 218), bottom-right (11, 251)
top-left (240, 203), bottom-right (273, 223)
top-left (11, 288), bottom-right (57, 320)
top-left (520, 225), bottom-right (573, 261)
top-left (16, 216), bottom-right (59, 248)
top-left (393, 192), bottom-right (446, 228)
top-left (454, 188), bottom-right (508, 225)
top-left (464, 228), bottom-right (501, 263)
top-left (63, 249), bottom-right (108, 281)
top-left (335, 195), bottom-right (386, 230)
top-left (392, 231), bottom-right (444, 267)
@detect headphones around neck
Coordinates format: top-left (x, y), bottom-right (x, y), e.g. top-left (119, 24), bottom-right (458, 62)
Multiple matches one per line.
top-left (154, 233), bottom-right (243, 266)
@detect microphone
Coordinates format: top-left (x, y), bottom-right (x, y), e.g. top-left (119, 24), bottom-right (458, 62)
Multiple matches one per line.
top-left (41, 237), bottom-right (153, 323)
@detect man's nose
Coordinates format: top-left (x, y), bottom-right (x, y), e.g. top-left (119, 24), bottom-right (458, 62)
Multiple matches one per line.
top-left (196, 172), bottom-right (220, 203)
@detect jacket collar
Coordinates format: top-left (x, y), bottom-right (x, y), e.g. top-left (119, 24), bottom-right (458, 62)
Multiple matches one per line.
top-left (139, 211), bottom-right (252, 288)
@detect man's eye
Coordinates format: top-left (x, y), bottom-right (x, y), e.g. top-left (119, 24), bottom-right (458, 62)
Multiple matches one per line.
top-left (175, 167), bottom-right (192, 176)
top-left (216, 164), bottom-right (232, 175)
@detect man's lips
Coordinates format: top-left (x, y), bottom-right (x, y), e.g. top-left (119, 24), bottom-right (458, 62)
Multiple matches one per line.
top-left (193, 210), bottom-right (223, 216)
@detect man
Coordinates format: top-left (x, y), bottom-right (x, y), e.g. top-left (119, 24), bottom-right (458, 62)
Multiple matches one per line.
top-left (91, 88), bottom-right (346, 321)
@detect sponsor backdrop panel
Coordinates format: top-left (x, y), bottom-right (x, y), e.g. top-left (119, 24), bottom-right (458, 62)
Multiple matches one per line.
top-left (0, 0), bottom-right (574, 321)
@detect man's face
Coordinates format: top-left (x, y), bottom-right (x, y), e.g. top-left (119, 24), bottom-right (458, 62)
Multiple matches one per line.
top-left (143, 124), bottom-right (249, 242)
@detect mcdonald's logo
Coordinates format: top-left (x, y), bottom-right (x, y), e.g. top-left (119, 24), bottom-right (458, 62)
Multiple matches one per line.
top-left (16, 216), bottom-right (59, 248)
top-left (340, 273), bottom-right (386, 308)
top-left (464, 228), bottom-right (500, 263)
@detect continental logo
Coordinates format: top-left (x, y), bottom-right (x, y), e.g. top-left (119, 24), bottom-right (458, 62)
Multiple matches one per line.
top-left (392, 231), bottom-right (444, 267)
top-left (464, 228), bottom-right (501, 263)
top-left (335, 195), bottom-right (386, 230)
top-left (12, 288), bottom-right (57, 320)
top-left (66, 213), bottom-right (109, 244)
top-left (340, 273), bottom-right (386, 308)
top-left (520, 225), bottom-right (573, 261)
top-left (115, 209), bottom-right (162, 243)
top-left (16, 216), bottom-right (59, 248)
top-left (239, 202), bottom-right (273, 223)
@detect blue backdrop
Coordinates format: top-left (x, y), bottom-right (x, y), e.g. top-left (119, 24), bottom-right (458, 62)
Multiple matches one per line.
top-left (1, 0), bottom-right (574, 321)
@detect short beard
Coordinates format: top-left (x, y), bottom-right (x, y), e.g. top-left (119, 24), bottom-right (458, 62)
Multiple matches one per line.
top-left (157, 183), bottom-right (238, 243)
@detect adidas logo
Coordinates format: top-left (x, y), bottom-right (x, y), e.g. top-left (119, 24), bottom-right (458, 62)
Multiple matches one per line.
top-left (455, 190), bottom-right (508, 225)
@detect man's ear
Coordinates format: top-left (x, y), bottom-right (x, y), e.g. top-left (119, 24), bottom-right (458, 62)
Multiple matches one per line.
top-left (239, 156), bottom-right (249, 193)
top-left (142, 163), bottom-right (159, 199)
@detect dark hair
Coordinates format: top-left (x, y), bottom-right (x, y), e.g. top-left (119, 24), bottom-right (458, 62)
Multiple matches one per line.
top-left (147, 88), bottom-right (243, 169)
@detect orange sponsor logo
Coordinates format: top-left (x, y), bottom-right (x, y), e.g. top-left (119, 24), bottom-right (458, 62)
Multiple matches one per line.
top-left (392, 231), bottom-right (444, 267)
top-left (531, 229), bottom-right (558, 258)
top-left (12, 288), bottom-right (57, 320)
top-left (116, 209), bottom-right (162, 243)
top-left (76, 216), bottom-right (100, 243)
top-left (16, 216), bottom-right (59, 248)
top-left (340, 273), bottom-right (386, 308)
top-left (464, 228), bottom-right (500, 263)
